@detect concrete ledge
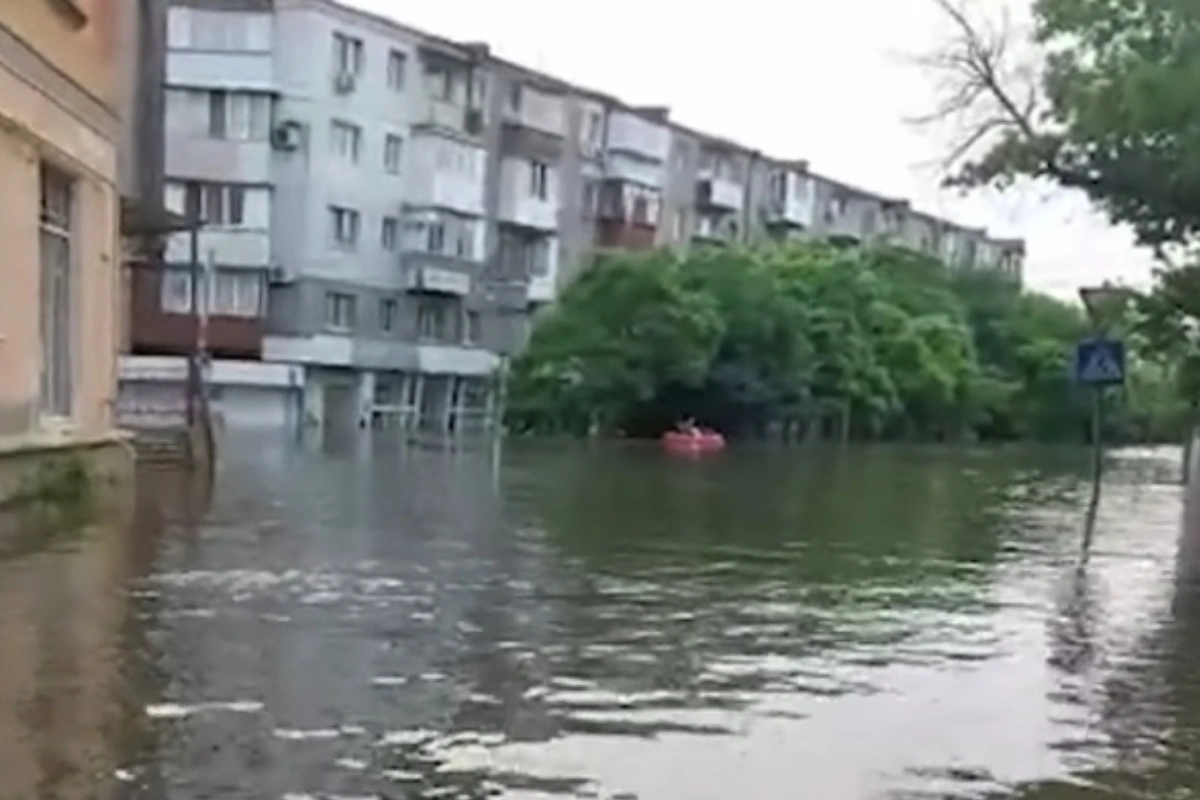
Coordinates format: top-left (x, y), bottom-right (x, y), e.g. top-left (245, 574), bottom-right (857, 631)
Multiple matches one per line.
top-left (0, 432), bottom-right (135, 510)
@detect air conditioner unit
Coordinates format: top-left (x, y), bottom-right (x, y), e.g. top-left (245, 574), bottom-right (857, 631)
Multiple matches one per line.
top-left (271, 121), bottom-right (303, 151)
top-left (333, 70), bottom-right (357, 94)
top-left (267, 265), bottom-right (291, 285)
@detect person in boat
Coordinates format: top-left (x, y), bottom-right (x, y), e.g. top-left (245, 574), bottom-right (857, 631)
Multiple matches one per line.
top-left (677, 418), bottom-right (702, 437)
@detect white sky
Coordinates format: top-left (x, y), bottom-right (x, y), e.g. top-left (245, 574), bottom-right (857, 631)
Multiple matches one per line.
top-left (343, 0), bottom-right (1154, 299)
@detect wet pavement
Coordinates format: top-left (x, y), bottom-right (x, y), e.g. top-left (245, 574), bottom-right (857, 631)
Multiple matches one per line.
top-left (2, 436), bottom-right (1199, 799)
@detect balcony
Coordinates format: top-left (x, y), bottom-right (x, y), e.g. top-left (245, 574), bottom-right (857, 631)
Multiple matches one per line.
top-left (765, 174), bottom-right (816, 228)
top-left (696, 174), bottom-right (743, 211)
top-left (528, 271), bottom-right (557, 304)
top-left (503, 85), bottom-right (566, 138)
top-left (606, 111), bottom-right (671, 162)
top-left (166, 137), bottom-right (271, 184)
top-left (165, 229), bottom-right (270, 267)
top-left (497, 158), bottom-right (558, 230)
top-left (405, 133), bottom-right (486, 216)
top-left (167, 51), bottom-right (275, 92)
top-left (128, 268), bottom-right (263, 359)
top-left (597, 180), bottom-right (661, 227)
top-left (404, 264), bottom-right (471, 296)
top-left (414, 97), bottom-right (485, 137)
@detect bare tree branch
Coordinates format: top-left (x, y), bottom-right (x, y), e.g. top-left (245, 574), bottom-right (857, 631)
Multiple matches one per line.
top-left (912, 0), bottom-right (1063, 183)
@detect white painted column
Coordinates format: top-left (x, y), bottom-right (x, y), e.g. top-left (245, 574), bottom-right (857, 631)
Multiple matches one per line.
top-left (442, 376), bottom-right (458, 433)
top-left (301, 368), bottom-right (324, 429)
top-left (411, 373), bottom-right (425, 430)
top-left (483, 379), bottom-right (496, 433)
top-left (357, 370), bottom-right (376, 430)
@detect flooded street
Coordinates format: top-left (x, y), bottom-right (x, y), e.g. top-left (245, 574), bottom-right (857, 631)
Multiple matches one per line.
top-left (2, 438), bottom-right (1199, 799)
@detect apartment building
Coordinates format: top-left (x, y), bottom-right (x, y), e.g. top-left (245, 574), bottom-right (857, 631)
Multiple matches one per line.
top-left (0, 0), bottom-right (134, 500)
top-left (153, 0), bottom-right (1025, 435)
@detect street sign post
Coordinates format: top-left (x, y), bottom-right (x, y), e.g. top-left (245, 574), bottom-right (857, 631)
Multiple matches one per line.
top-left (1074, 338), bottom-right (1126, 386)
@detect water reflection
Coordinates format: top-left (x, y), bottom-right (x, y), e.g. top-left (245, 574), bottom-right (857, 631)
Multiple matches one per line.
top-left (2, 440), bottom-right (1200, 799)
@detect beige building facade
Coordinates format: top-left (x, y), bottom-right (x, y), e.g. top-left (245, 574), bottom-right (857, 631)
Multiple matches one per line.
top-left (0, 0), bottom-right (126, 480)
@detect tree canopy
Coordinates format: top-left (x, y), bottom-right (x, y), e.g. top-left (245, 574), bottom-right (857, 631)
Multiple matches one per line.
top-left (922, 0), bottom-right (1200, 418)
top-left (504, 244), bottom-right (1183, 442)
top-left (929, 0), bottom-right (1200, 252)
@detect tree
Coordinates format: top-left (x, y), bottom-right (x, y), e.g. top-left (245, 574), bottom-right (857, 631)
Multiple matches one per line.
top-left (505, 242), bottom-right (1116, 442)
top-left (921, 0), bottom-right (1200, 252)
top-left (921, 0), bottom-right (1200, 420)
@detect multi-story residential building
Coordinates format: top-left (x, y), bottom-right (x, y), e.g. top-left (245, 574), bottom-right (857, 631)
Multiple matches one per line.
top-left (0, 0), bottom-right (135, 502)
top-left (151, 0), bottom-right (1028, 437)
top-left (596, 105), bottom-right (672, 251)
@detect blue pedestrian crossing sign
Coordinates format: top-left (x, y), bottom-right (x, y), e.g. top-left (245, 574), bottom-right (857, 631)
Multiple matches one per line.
top-left (1074, 338), bottom-right (1126, 386)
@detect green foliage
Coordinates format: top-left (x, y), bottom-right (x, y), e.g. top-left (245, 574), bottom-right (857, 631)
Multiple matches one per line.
top-left (931, 0), bottom-right (1200, 430)
top-left (955, 0), bottom-right (1200, 250)
top-left (503, 243), bottom-right (1172, 442)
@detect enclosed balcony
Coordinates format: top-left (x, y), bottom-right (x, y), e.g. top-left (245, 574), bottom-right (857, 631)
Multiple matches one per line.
top-left (399, 210), bottom-right (481, 296)
top-left (497, 157), bottom-right (558, 230)
top-left (605, 111), bottom-right (671, 163)
top-left (166, 7), bottom-right (275, 90)
top-left (503, 82), bottom-right (567, 138)
top-left (696, 173), bottom-right (744, 211)
top-left (404, 264), bottom-right (471, 296)
top-left (405, 133), bottom-right (486, 216)
top-left (414, 51), bottom-right (487, 137)
top-left (765, 171), bottom-right (816, 228)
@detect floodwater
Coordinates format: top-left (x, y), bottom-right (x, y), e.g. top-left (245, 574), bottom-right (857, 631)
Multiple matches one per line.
top-left (2, 437), bottom-right (1199, 800)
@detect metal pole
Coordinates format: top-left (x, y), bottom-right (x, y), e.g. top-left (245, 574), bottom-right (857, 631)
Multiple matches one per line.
top-left (1091, 387), bottom-right (1104, 486)
top-left (186, 224), bottom-right (200, 426)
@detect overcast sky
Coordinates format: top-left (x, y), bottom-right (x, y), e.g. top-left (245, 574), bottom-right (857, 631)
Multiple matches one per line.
top-left (343, 0), bottom-right (1153, 298)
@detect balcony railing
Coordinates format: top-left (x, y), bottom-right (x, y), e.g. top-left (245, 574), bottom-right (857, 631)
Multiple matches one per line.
top-left (696, 175), bottom-right (743, 211)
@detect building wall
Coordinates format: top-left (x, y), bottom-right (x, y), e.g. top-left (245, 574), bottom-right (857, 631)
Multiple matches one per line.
top-left (0, 1), bottom-right (123, 444)
top-left (160, 0), bottom-right (1028, 398)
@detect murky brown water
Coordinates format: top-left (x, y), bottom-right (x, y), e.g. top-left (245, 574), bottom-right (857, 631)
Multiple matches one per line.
top-left (2, 436), bottom-right (1198, 800)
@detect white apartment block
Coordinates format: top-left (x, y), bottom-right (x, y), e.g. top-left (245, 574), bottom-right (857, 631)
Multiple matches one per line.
top-left (148, 0), bottom-right (1026, 435)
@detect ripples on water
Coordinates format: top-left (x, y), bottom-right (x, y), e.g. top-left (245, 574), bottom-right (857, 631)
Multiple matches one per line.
top-left (2, 438), bottom-right (1199, 800)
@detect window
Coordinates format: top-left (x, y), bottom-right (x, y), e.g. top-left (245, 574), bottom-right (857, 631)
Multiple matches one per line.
top-left (862, 209), bottom-right (877, 236)
top-left (770, 172), bottom-right (788, 205)
top-left (211, 270), bottom-right (262, 317)
top-left (333, 32), bottom-right (363, 75)
top-left (180, 182), bottom-right (246, 226)
top-left (530, 160), bottom-right (549, 200)
top-left (509, 83), bottom-right (523, 113)
top-left (325, 292), bottom-right (357, 330)
top-left (673, 209), bottom-right (687, 241)
top-left (387, 50), bottom-right (407, 91)
top-left (161, 269), bottom-right (194, 314)
top-left (454, 225), bottom-right (473, 259)
top-left (170, 8), bottom-right (272, 51)
top-left (581, 180), bottom-right (599, 218)
top-left (331, 120), bottom-right (362, 163)
top-left (204, 90), bottom-right (271, 141)
top-left (463, 310), bottom-right (482, 345)
top-left (381, 216), bottom-right (398, 251)
top-left (427, 221), bottom-right (446, 254)
top-left (38, 164), bottom-right (74, 418)
top-left (329, 206), bottom-right (360, 247)
top-left (632, 195), bottom-right (650, 226)
top-left (384, 134), bottom-right (403, 173)
top-left (417, 301), bottom-right (447, 341)
top-left (428, 67), bottom-right (454, 101)
top-left (584, 110), bottom-right (603, 154)
top-left (379, 298), bottom-right (398, 331)
top-left (208, 91), bottom-right (226, 137)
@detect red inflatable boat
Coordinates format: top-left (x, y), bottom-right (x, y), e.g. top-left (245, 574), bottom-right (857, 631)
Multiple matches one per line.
top-left (661, 428), bottom-right (726, 455)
